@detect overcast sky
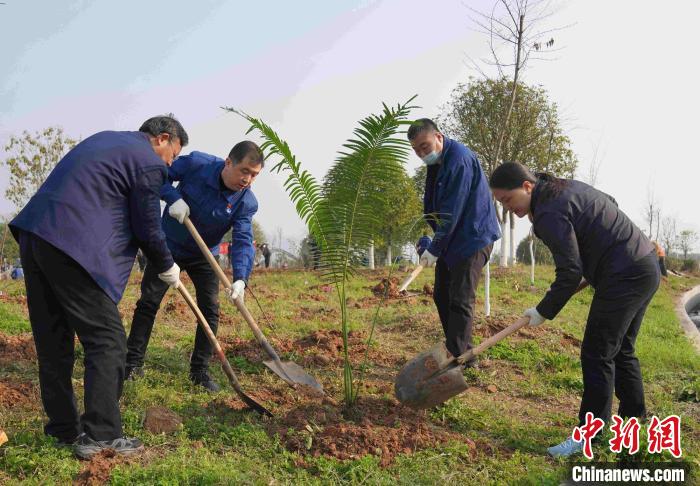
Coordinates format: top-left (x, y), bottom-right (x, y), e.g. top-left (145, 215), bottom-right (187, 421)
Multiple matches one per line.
top-left (1, 0), bottom-right (698, 254)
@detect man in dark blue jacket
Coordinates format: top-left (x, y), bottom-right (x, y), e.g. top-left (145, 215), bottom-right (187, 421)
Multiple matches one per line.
top-left (415, 232), bottom-right (432, 257)
top-left (10, 116), bottom-right (187, 459)
top-left (408, 118), bottom-right (501, 361)
top-left (125, 142), bottom-right (263, 391)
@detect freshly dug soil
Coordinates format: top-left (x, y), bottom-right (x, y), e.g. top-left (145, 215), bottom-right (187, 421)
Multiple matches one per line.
top-left (267, 396), bottom-right (472, 466)
top-left (143, 406), bottom-right (183, 434)
top-left (371, 278), bottom-right (400, 298)
top-left (0, 332), bottom-right (36, 364)
top-left (0, 380), bottom-right (38, 407)
top-left (74, 449), bottom-right (124, 486)
top-left (220, 329), bottom-right (403, 369)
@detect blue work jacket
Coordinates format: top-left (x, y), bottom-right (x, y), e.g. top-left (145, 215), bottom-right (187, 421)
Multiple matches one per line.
top-left (423, 137), bottom-right (501, 267)
top-left (10, 131), bottom-right (174, 303)
top-left (160, 151), bottom-right (257, 282)
top-left (416, 236), bottom-right (432, 256)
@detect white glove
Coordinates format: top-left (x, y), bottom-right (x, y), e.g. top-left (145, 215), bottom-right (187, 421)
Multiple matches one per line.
top-left (524, 307), bottom-right (546, 327)
top-left (227, 280), bottom-right (246, 303)
top-left (419, 249), bottom-right (438, 267)
top-left (168, 198), bottom-right (190, 224)
top-left (158, 263), bottom-right (181, 288)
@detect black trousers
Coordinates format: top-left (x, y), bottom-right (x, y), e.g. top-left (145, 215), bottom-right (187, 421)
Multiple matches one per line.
top-left (579, 251), bottom-right (660, 425)
top-left (433, 244), bottom-right (493, 358)
top-left (126, 254), bottom-right (219, 373)
top-left (18, 232), bottom-right (125, 441)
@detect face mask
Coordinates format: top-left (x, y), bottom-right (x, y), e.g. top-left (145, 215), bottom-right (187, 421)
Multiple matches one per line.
top-left (421, 150), bottom-right (441, 166)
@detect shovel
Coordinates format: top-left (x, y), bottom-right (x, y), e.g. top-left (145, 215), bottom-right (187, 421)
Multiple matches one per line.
top-left (183, 217), bottom-right (324, 397)
top-left (176, 283), bottom-right (272, 416)
top-left (397, 264), bottom-right (424, 293)
top-left (394, 316), bottom-right (530, 409)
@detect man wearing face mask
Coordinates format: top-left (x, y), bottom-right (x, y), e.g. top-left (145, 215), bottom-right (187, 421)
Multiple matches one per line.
top-left (408, 118), bottom-right (501, 364)
top-left (125, 141), bottom-right (263, 391)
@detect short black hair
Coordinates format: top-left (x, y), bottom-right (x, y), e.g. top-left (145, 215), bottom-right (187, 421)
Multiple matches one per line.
top-left (228, 140), bottom-right (264, 167)
top-left (139, 114), bottom-right (189, 146)
top-left (407, 118), bottom-right (440, 141)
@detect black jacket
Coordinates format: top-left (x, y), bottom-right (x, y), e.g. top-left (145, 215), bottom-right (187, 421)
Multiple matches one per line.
top-left (532, 177), bottom-right (654, 319)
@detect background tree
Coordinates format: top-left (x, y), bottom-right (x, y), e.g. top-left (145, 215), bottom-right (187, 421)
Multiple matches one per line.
top-left (465, 0), bottom-right (568, 267)
top-left (643, 182), bottom-right (659, 239)
top-left (660, 215), bottom-right (678, 256)
top-left (252, 219), bottom-right (266, 244)
top-left (516, 234), bottom-right (553, 265)
top-left (438, 77), bottom-right (577, 260)
top-left (0, 220), bottom-right (20, 268)
top-left (372, 170), bottom-right (423, 265)
top-left (677, 229), bottom-right (698, 260)
top-left (3, 126), bottom-right (78, 209)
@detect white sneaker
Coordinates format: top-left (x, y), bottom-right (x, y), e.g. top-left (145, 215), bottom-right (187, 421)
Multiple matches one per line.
top-left (547, 436), bottom-right (583, 458)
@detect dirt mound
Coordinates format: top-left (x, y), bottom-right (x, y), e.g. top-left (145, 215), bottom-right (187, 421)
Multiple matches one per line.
top-left (297, 306), bottom-right (338, 321)
top-left (221, 329), bottom-right (402, 370)
top-left (298, 329), bottom-right (400, 367)
top-left (0, 380), bottom-right (38, 407)
top-left (0, 332), bottom-right (36, 364)
top-left (162, 299), bottom-right (190, 318)
top-left (268, 396), bottom-right (472, 466)
top-left (371, 278), bottom-right (400, 298)
top-left (143, 406), bottom-right (182, 434)
top-left (474, 315), bottom-right (513, 338)
top-left (74, 449), bottom-right (125, 485)
top-left (0, 293), bottom-right (27, 305)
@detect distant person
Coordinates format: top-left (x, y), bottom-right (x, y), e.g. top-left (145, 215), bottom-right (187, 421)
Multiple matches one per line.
top-left (260, 243), bottom-right (271, 268)
top-left (408, 118), bottom-right (501, 365)
top-left (415, 232), bottom-right (432, 257)
top-left (9, 115), bottom-right (186, 459)
top-left (10, 265), bottom-right (24, 280)
top-left (652, 241), bottom-right (668, 277)
top-left (490, 162), bottom-right (659, 458)
top-left (126, 141), bottom-right (263, 392)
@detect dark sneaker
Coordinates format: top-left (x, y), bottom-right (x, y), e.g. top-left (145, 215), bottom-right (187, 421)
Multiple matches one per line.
top-left (73, 433), bottom-right (144, 460)
top-left (125, 365), bottom-right (144, 381)
top-left (190, 371), bottom-right (221, 392)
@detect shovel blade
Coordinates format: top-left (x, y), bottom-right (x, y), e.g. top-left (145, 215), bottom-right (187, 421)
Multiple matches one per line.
top-left (394, 342), bottom-right (469, 409)
top-left (263, 359), bottom-right (324, 397)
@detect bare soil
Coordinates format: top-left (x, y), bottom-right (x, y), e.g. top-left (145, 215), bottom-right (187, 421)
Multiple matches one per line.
top-left (0, 380), bottom-right (38, 407)
top-left (267, 396), bottom-right (473, 466)
top-left (0, 332), bottom-right (36, 364)
top-left (74, 449), bottom-right (125, 486)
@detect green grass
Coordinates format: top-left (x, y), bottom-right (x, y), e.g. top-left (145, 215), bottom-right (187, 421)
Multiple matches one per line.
top-left (1, 265), bottom-right (699, 484)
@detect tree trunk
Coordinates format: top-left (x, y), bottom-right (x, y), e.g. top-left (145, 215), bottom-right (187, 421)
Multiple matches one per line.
top-left (484, 246), bottom-right (491, 317)
top-left (529, 232), bottom-right (535, 285)
top-left (368, 241), bottom-right (375, 270)
top-left (499, 206), bottom-right (508, 267)
top-left (385, 235), bottom-right (392, 266)
top-left (509, 210), bottom-right (516, 265)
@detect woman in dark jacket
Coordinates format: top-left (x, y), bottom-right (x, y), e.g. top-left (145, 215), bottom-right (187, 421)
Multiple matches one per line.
top-left (489, 162), bottom-right (660, 458)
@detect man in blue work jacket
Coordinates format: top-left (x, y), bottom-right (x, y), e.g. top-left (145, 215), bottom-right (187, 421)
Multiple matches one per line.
top-left (125, 141), bottom-right (263, 391)
top-left (9, 116), bottom-right (187, 459)
top-left (415, 231), bottom-right (432, 257)
top-left (408, 118), bottom-right (501, 363)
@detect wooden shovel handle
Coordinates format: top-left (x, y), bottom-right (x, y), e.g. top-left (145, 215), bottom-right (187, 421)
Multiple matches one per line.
top-left (183, 217), bottom-right (283, 362)
top-left (456, 316), bottom-right (531, 365)
top-left (398, 265), bottom-right (424, 293)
